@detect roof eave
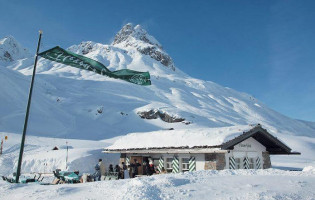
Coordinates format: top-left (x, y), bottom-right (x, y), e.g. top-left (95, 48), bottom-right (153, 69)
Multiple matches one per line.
top-left (269, 151), bottom-right (301, 155)
top-left (103, 145), bottom-right (224, 154)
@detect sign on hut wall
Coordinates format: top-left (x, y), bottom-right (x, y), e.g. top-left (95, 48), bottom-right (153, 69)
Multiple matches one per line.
top-left (233, 137), bottom-right (266, 152)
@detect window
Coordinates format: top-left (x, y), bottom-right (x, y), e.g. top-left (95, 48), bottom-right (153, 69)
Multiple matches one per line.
top-left (235, 158), bottom-right (241, 169)
top-left (166, 158), bottom-right (173, 172)
top-left (153, 158), bottom-right (159, 167)
top-left (249, 158), bottom-right (255, 169)
top-left (182, 158), bottom-right (189, 172)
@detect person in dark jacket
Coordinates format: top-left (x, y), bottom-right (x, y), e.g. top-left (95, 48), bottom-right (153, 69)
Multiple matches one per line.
top-left (144, 161), bottom-right (151, 176)
top-left (114, 164), bottom-right (120, 173)
top-left (109, 164), bottom-right (114, 173)
top-left (149, 160), bottom-right (155, 175)
top-left (114, 164), bottom-right (121, 179)
top-left (130, 159), bottom-right (141, 178)
top-left (93, 160), bottom-right (102, 181)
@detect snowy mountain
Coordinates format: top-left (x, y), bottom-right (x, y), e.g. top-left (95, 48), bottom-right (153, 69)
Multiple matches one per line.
top-left (0, 23), bottom-right (315, 172)
top-left (112, 23), bottom-right (175, 71)
top-left (0, 36), bottom-right (30, 65)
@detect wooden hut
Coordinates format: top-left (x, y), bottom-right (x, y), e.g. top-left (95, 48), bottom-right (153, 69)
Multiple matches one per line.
top-left (103, 124), bottom-right (300, 174)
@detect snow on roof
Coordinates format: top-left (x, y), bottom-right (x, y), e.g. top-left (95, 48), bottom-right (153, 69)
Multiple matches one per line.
top-left (107, 125), bottom-right (256, 150)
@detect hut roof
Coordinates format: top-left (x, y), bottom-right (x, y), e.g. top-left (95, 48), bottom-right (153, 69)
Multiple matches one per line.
top-left (105, 124), bottom-right (300, 155)
top-left (106, 124), bottom-right (253, 150)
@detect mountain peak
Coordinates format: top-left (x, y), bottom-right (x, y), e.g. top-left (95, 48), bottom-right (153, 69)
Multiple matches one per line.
top-left (112, 23), bottom-right (161, 48)
top-left (112, 23), bottom-right (175, 71)
top-left (0, 36), bottom-right (30, 63)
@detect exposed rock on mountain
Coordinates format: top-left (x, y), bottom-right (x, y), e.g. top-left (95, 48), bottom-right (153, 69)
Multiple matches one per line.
top-left (112, 23), bottom-right (175, 71)
top-left (138, 109), bottom-right (185, 123)
top-left (0, 36), bottom-right (30, 64)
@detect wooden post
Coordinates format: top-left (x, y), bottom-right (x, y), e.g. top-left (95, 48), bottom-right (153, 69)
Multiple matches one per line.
top-left (15, 30), bottom-right (43, 183)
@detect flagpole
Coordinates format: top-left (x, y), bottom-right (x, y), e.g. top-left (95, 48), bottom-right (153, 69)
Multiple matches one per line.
top-left (0, 138), bottom-right (3, 156)
top-left (15, 30), bottom-right (43, 183)
top-left (66, 141), bottom-right (69, 170)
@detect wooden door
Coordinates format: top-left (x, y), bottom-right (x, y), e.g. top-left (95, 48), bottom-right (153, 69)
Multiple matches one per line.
top-left (130, 156), bottom-right (143, 175)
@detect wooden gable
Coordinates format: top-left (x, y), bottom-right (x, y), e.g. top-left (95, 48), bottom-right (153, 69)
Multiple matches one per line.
top-left (220, 124), bottom-right (300, 155)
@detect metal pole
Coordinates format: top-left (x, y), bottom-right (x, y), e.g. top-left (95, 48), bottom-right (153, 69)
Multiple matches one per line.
top-left (15, 30), bottom-right (43, 183)
top-left (0, 139), bottom-right (3, 156)
top-left (66, 141), bottom-right (68, 170)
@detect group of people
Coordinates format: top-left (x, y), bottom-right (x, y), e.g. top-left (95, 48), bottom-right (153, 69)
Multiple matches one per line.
top-left (93, 158), bottom-right (157, 181)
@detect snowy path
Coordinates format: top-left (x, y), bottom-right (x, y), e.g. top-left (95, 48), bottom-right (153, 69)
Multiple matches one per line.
top-left (1, 169), bottom-right (315, 200)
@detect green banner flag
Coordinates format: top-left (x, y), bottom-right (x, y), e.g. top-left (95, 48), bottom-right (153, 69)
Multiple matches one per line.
top-left (38, 46), bottom-right (151, 86)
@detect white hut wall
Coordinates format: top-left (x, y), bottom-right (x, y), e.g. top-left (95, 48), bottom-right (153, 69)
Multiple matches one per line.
top-left (225, 137), bottom-right (266, 169)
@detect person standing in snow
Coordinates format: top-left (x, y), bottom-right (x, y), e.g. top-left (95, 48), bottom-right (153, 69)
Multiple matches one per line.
top-left (109, 164), bottom-right (114, 173)
top-left (122, 162), bottom-right (130, 179)
top-left (114, 164), bottom-right (121, 179)
top-left (149, 159), bottom-right (155, 175)
top-left (144, 161), bottom-right (151, 176)
top-left (94, 160), bottom-right (101, 181)
top-left (99, 159), bottom-right (106, 179)
top-left (130, 159), bottom-right (141, 178)
top-left (94, 159), bottom-right (105, 181)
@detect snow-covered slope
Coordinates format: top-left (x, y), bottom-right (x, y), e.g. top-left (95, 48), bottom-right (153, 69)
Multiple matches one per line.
top-left (0, 132), bottom-right (118, 176)
top-left (0, 23), bottom-right (314, 171)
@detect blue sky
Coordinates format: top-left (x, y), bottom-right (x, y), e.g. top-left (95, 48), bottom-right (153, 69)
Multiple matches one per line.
top-left (0, 0), bottom-right (314, 121)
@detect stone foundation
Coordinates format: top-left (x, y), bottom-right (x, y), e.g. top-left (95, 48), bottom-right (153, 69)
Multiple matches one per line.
top-left (262, 151), bottom-right (271, 169)
top-left (216, 153), bottom-right (226, 170)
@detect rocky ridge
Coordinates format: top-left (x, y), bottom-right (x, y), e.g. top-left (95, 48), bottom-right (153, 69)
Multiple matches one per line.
top-left (112, 23), bottom-right (175, 71)
top-left (0, 36), bottom-right (30, 64)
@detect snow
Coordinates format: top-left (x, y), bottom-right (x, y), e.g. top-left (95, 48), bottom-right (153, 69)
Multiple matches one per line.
top-left (107, 125), bottom-right (253, 149)
top-left (1, 169), bottom-right (315, 200)
top-left (303, 166), bottom-right (315, 172)
top-left (0, 132), bottom-right (119, 176)
top-left (0, 24), bottom-right (315, 199)
top-left (0, 36), bottom-right (30, 65)
top-left (1, 131), bottom-right (314, 199)
top-left (0, 25), bottom-right (314, 168)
